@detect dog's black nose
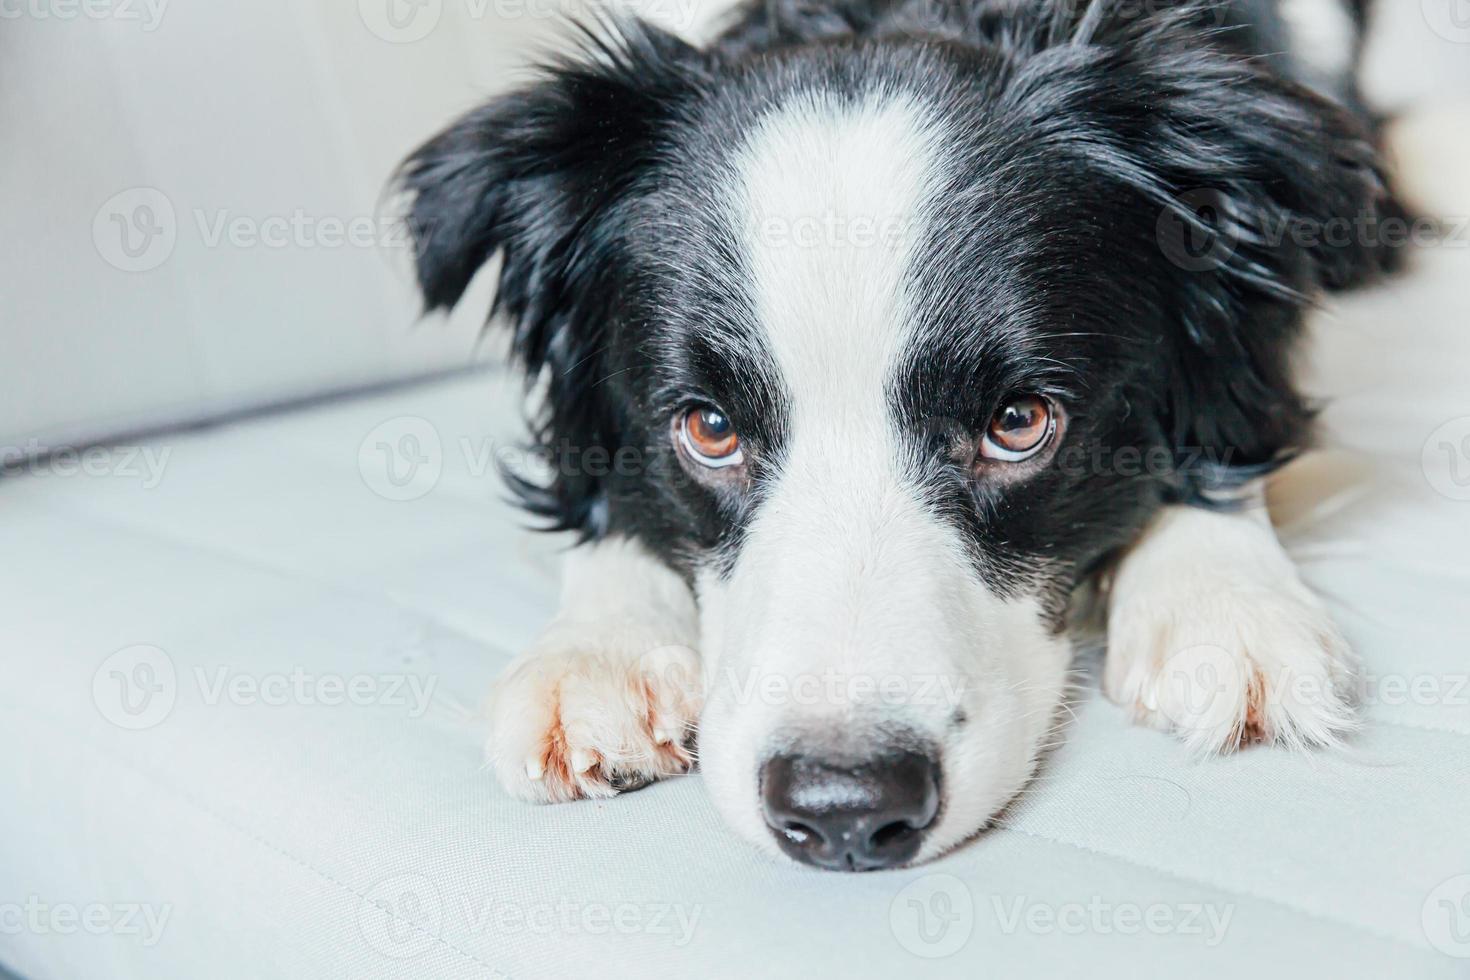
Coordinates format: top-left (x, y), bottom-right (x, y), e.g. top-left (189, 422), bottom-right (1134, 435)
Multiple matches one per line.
top-left (760, 750), bottom-right (940, 871)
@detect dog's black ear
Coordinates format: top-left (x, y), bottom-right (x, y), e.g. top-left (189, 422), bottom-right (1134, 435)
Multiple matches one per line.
top-left (1036, 0), bottom-right (1397, 298)
top-left (395, 21), bottom-right (703, 532)
top-left (399, 21), bottom-right (700, 317)
top-left (1016, 3), bottom-right (1398, 496)
top-left (1129, 25), bottom-right (1393, 494)
top-left (1104, 15), bottom-right (1393, 296)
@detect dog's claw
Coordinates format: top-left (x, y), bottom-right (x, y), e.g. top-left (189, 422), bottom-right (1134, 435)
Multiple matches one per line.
top-left (487, 639), bottom-right (703, 804)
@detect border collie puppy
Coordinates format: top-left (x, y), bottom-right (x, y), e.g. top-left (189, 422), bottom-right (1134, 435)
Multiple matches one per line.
top-left (398, 0), bottom-right (1397, 871)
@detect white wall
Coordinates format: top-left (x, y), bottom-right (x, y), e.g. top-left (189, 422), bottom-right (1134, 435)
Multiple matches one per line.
top-left (0, 0), bottom-right (1459, 454)
top-left (1362, 1), bottom-right (1470, 111)
top-left (0, 0), bottom-right (733, 453)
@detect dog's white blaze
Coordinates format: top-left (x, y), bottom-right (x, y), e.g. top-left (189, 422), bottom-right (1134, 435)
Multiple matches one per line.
top-left (696, 91), bottom-right (1072, 860)
top-left (735, 91), bottom-right (935, 430)
top-left (720, 91), bottom-right (954, 690)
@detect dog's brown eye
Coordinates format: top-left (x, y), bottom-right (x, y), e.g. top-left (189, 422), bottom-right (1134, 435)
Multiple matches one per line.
top-left (679, 406), bottom-right (743, 468)
top-left (980, 395), bottom-right (1055, 463)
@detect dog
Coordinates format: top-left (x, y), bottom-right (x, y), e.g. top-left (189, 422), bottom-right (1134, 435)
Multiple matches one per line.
top-left (396, 0), bottom-right (1399, 871)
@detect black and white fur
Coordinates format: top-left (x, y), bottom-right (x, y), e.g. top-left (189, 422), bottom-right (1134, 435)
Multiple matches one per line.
top-left (398, 0), bottom-right (1397, 869)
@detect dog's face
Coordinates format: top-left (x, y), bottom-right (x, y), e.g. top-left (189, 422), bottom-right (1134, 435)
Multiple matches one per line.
top-left (660, 85), bottom-right (1105, 865)
top-left (402, 10), bottom-right (1383, 867)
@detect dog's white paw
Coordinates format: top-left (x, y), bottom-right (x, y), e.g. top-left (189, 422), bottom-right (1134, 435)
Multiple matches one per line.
top-left (1104, 506), bottom-right (1358, 754)
top-left (487, 628), bottom-right (702, 803)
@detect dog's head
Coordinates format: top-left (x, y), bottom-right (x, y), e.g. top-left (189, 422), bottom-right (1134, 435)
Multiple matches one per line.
top-left (400, 4), bottom-right (1388, 869)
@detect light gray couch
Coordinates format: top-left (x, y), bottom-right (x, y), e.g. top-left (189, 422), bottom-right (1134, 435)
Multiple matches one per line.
top-left (4, 235), bottom-right (1470, 976)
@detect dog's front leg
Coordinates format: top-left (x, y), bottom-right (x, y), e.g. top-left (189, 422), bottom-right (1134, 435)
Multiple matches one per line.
top-left (488, 537), bottom-right (702, 802)
top-left (1104, 485), bottom-right (1358, 752)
